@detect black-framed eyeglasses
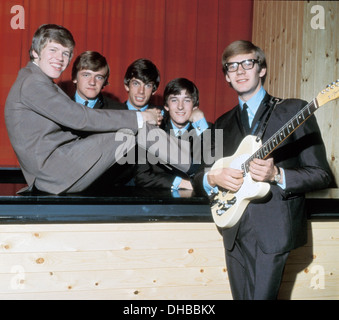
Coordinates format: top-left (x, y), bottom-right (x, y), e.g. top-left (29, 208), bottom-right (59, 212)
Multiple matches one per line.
top-left (224, 59), bottom-right (259, 72)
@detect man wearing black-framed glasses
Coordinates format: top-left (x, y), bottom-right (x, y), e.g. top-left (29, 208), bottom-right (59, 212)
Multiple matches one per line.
top-left (193, 40), bottom-right (333, 300)
top-left (224, 59), bottom-right (259, 73)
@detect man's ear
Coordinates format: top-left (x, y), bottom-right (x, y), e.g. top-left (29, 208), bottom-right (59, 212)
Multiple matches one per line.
top-left (193, 106), bottom-right (198, 111)
top-left (225, 73), bottom-right (231, 84)
top-left (124, 84), bottom-right (130, 92)
top-left (32, 50), bottom-right (39, 60)
top-left (259, 67), bottom-right (267, 78)
top-left (73, 79), bottom-right (77, 84)
top-left (164, 105), bottom-right (169, 112)
top-left (152, 89), bottom-right (157, 96)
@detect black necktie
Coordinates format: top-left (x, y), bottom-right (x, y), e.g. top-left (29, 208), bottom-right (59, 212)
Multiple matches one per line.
top-left (84, 100), bottom-right (89, 106)
top-left (241, 103), bottom-right (250, 134)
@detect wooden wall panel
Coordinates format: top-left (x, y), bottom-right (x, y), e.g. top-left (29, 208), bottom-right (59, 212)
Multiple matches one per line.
top-left (279, 220), bottom-right (339, 300)
top-left (252, 0), bottom-right (339, 198)
top-left (252, 0), bottom-right (304, 99)
top-left (0, 222), bottom-right (231, 300)
top-left (0, 221), bottom-right (337, 300)
top-left (301, 1), bottom-right (339, 192)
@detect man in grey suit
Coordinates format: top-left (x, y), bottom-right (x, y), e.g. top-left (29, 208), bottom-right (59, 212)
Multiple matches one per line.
top-left (5, 24), bottom-right (191, 195)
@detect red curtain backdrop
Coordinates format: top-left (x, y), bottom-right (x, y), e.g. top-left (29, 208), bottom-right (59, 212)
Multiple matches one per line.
top-left (0, 0), bottom-right (253, 166)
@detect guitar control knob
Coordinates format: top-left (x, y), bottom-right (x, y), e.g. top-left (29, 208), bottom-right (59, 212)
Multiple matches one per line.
top-left (216, 209), bottom-right (226, 216)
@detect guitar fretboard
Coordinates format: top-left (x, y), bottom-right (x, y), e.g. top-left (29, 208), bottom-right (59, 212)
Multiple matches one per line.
top-left (243, 99), bottom-right (318, 173)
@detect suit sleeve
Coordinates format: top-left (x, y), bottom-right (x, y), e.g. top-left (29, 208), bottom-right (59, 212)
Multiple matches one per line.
top-left (192, 121), bottom-right (219, 196)
top-left (272, 99), bottom-right (334, 196)
top-left (21, 73), bottom-right (138, 133)
top-left (134, 162), bottom-right (176, 189)
top-left (280, 113), bottom-right (334, 195)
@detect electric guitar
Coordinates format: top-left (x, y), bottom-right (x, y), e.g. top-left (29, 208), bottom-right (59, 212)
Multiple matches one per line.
top-left (210, 80), bottom-right (339, 229)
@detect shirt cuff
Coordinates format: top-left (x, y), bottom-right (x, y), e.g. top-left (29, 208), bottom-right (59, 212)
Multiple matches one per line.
top-left (192, 117), bottom-right (208, 136)
top-left (277, 167), bottom-right (286, 189)
top-left (203, 172), bottom-right (218, 196)
top-left (136, 112), bottom-right (144, 129)
top-left (171, 176), bottom-right (182, 190)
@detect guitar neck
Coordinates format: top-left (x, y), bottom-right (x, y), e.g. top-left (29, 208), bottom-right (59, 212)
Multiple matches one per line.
top-left (243, 98), bottom-right (319, 172)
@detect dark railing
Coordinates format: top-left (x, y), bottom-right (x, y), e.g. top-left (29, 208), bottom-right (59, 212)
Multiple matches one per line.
top-left (0, 167), bottom-right (338, 224)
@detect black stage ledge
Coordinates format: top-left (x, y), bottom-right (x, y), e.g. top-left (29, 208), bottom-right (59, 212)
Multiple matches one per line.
top-left (0, 184), bottom-right (212, 224)
top-left (0, 167), bottom-right (338, 224)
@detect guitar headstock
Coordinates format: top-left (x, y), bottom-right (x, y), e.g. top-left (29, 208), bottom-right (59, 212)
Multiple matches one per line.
top-left (316, 80), bottom-right (339, 107)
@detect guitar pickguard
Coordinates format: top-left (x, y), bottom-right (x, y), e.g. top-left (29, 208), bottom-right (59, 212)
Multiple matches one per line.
top-left (210, 135), bottom-right (270, 228)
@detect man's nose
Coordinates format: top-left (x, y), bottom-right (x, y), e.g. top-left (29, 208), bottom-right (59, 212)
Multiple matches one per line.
top-left (178, 101), bottom-right (184, 109)
top-left (55, 51), bottom-right (64, 61)
top-left (89, 76), bottom-right (96, 85)
top-left (236, 65), bottom-right (246, 74)
top-left (138, 84), bottom-right (145, 93)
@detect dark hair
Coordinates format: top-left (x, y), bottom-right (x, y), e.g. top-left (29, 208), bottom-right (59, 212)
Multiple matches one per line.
top-left (221, 40), bottom-right (267, 85)
top-left (124, 58), bottom-right (160, 92)
top-left (72, 51), bottom-right (110, 86)
top-left (164, 78), bottom-right (199, 107)
top-left (29, 24), bottom-right (75, 61)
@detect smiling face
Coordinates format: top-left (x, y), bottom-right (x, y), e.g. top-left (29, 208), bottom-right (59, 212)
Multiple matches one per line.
top-left (124, 78), bottom-right (156, 109)
top-left (33, 41), bottom-right (71, 79)
top-left (73, 67), bottom-right (108, 100)
top-left (165, 89), bottom-right (197, 129)
top-left (225, 53), bottom-right (266, 102)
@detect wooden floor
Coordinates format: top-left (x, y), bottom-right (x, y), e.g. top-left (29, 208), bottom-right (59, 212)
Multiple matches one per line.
top-left (0, 220), bottom-right (337, 300)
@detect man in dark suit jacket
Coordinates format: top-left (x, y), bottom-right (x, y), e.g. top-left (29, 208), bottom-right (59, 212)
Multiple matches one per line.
top-left (193, 40), bottom-right (333, 299)
top-left (100, 58), bottom-right (165, 187)
top-left (5, 24), bottom-right (191, 195)
top-left (70, 51), bottom-right (134, 189)
top-left (74, 58), bottom-right (166, 189)
top-left (135, 78), bottom-right (210, 191)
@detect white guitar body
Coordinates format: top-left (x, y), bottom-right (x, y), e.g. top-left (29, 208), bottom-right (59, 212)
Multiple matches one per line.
top-left (211, 135), bottom-right (271, 229)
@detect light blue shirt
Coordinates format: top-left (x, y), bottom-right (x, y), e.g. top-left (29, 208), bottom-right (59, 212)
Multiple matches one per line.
top-left (170, 120), bottom-right (190, 137)
top-left (126, 100), bottom-right (166, 117)
top-left (170, 118), bottom-right (209, 137)
top-left (239, 86), bottom-right (266, 130)
top-left (126, 100), bottom-right (149, 112)
top-left (75, 91), bottom-right (98, 109)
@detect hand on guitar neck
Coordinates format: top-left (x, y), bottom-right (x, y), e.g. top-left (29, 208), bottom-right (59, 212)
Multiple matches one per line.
top-left (249, 158), bottom-right (282, 184)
